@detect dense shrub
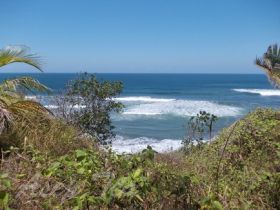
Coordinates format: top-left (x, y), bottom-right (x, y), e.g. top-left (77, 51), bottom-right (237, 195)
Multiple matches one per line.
top-left (1, 146), bottom-right (198, 209)
top-left (0, 113), bottom-right (93, 156)
top-left (1, 108), bottom-right (279, 209)
top-left (55, 73), bottom-right (124, 144)
top-left (182, 108), bottom-right (280, 209)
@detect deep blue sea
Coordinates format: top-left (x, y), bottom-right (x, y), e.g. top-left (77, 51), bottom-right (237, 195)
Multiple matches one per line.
top-left (1, 73), bottom-right (280, 153)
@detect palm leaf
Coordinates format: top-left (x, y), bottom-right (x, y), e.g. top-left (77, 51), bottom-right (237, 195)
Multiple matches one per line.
top-left (0, 99), bottom-right (13, 133)
top-left (0, 77), bottom-right (51, 94)
top-left (0, 45), bottom-right (53, 135)
top-left (0, 92), bottom-right (22, 105)
top-left (0, 100), bottom-right (53, 135)
top-left (9, 100), bottom-right (53, 116)
top-left (256, 44), bottom-right (280, 87)
top-left (0, 45), bottom-right (42, 71)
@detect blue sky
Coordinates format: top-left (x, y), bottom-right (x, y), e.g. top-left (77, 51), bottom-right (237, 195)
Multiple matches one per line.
top-left (1, 0), bottom-right (279, 73)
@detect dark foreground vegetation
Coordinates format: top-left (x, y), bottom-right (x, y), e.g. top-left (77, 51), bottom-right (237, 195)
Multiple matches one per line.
top-left (0, 108), bottom-right (279, 209)
top-left (0, 44), bottom-right (279, 209)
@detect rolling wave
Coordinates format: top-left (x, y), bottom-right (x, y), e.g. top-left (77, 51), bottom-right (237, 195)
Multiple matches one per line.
top-left (118, 97), bottom-right (242, 117)
top-left (111, 135), bottom-right (182, 153)
top-left (115, 96), bottom-right (175, 102)
top-left (28, 95), bottom-right (242, 117)
top-left (233, 89), bottom-right (280, 96)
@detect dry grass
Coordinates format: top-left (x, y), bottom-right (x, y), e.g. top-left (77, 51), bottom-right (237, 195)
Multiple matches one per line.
top-left (0, 114), bottom-right (94, 156)
top-left (0, 109), bottom-right (279, 209)
top-left (1, 151), bottom-right (75, 209)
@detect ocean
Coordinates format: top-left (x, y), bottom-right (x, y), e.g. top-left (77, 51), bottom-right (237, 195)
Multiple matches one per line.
top-left (1, 73), bottom-right (280, 153)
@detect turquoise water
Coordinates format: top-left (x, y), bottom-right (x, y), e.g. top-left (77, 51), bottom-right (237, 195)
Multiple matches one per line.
top-left (1, 73), bottom-right (280, 152)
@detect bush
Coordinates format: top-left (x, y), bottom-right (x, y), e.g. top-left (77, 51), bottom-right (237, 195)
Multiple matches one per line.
top-left (0, 113), bottom-right (93, 156)
top-left (1, 108), bottom-right (279, 209)
top-left (1, 146), bottom-right (198, 209)
top-left (55, 73), bottom-right (124, 144)
top-left (182, 111), bottom-right (218, 153)
top-left (183, 108), bottom-right (280, 209)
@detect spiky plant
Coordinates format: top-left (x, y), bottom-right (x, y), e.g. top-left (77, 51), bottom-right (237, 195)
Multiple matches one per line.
top-left (0, 45), bottom-right (51, 134)
top-left (256, 44), bottom-right (280, 87)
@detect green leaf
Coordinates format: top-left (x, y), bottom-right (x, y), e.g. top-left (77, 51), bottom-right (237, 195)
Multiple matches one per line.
top-left (50, 161), bottom-right (61, 169)
top-left (2, 180), bottom-right (11, 189)
top-left (0, 45), bottom-right (42, 71)
top-left (212, 201), bottom-right (224, 210)
top-left (132, 168), bottom-right (142, 179)
top-left (114, 189), bottom-right (123, 199)
top-left (75, 150), bottom-right (87, 161)
top-left (0, 191), bottom-right (10, 208)
top-left (0, 173), bottom-right (8, 179)
top-left (16, 174), bottom-right (26, 179)
top-left (77, 167), bottom-right (86, 174)
top-left (0, 77), bottom-right (51, 94)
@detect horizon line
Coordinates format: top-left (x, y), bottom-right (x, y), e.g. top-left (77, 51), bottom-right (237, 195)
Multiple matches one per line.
top-left (0, 72), bottom-right (264, 75)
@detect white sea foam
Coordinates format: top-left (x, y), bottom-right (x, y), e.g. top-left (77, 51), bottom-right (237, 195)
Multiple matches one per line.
top-left (111, 135), bottom-right (182, 153)
top-left (121, 98), bottom-right (241, 117)
top-left (44, 104), bottom-right (86, 109)
top-left (44, 105), bottom-right (58, 109)
top-left (115, 96), bottom-right (175, 102)
top-left (25, 95), bottom-right (37, 100)
top-left (233, 89), bottom-right (280, 96)
top-left (38, 96), bottom-right (242, 117)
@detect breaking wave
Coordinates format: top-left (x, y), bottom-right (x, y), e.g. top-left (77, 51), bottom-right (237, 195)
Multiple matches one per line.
top-left (28, 95), bottom-right (242, 118)
top-left (233, 89), bottom-right (280, 96)
top-left (111, 135), bottom-right (182, 153)
top-left (115, 96), bottom-right (175, 102)
top-left (117, 97), bottom-right (242, 117)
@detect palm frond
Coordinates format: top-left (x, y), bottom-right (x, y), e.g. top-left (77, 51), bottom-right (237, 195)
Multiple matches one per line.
top-left (256, 44), bottom-right (280, 87)
top-left (0, 99), bottom-right (13, 134)
top-left (9, 100), bottom-right (53, 116)
top-left (255, 57), bottom-right (272, 70)
top-left (0, 77), bottom-right (51, 94)
top-left (0, 92), bottom-right (22, 105)
top-left (272, 44), bottom-right (278, 56)
top-left (0, 45), bottom-right (42, 71)
top-left (0, 100), bottom-right (53, 135)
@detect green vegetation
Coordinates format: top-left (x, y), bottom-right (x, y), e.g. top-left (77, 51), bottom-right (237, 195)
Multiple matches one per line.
top-left (182, 109), bottom-right (280, 209)
top-left (183, 111), bottom-right (218, 153)
top-left (1, 146), bottom-right (198, 209)
top-left (256, 43), bottom-right (280, 87)
top-left (0, 44), bottom-right (279, 209)
top-left (0, 45), bottom-right (52, 150)
top-left (1, 108), bottom-right (279, 209)
top-left (0, 45), bottom-right (42, 70)
top-left (55, 73), bottom-right (123, 144)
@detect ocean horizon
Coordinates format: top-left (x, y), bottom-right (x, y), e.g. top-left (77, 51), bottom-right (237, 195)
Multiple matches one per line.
top-left (1, 73), bottom-right (279, 153)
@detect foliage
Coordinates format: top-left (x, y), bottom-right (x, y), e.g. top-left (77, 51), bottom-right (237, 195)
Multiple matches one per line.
top-left (256, 43), bottom-right (280, 87)
top-left (183, 111), bottom-right (218, 153)
top-left (0, 45), bottom-right (51, 138)
top-left (0, 173), bottom-right (12, 210)
top-left (0, 108), bottom-right (279, 209)
top-left (0, 45), bottom-right (42, 70)
top-left (0, 44), bottom-right (279, 209)
top-left (55, 72), bottom-right (124, 144)
top-left (0, 115), bottom-right (93, 155)
top-left (0, 76), bottom-right (50, 95)
top-left (1, 146), bottom-right (198, 209)
top-left (183, 108), bottom-right (280, 209)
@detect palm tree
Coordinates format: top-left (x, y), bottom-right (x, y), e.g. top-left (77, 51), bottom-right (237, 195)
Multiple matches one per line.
top-left (256, 44), bottom-right (280, 87)
top-left (0, 45), bottom-right (51, 134)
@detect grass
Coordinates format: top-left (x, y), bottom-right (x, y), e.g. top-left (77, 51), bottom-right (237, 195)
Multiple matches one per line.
top-left (0, 147), bottom-right (197, 209)
top-left (173, 108), bottom-right (279, 209)
top-left (0, 108), bottom-right (279, 209)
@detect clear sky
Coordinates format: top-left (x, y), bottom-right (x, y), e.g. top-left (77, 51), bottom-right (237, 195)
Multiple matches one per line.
top-left (1, 0), bottom-right (279, 73)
